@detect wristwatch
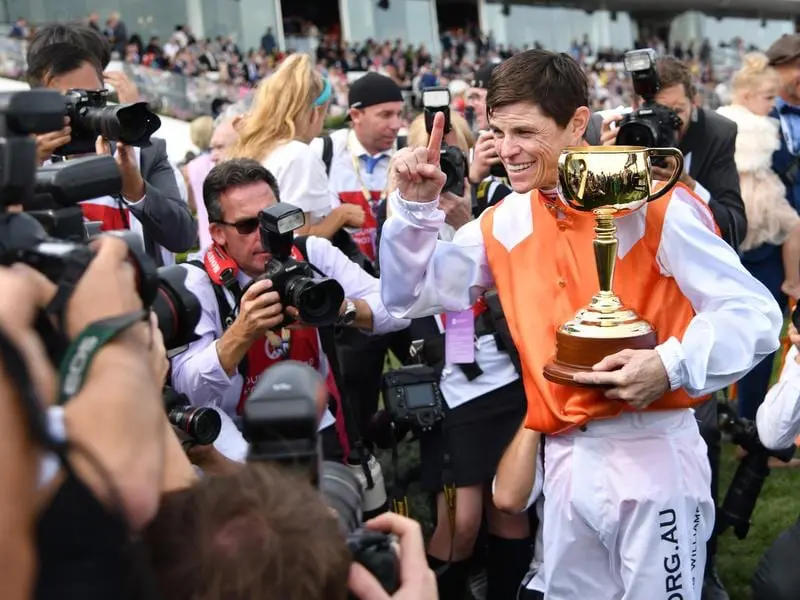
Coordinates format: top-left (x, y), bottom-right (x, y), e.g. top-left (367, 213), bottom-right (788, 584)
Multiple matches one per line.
top-left (337, 299), bottom-right (357, 326)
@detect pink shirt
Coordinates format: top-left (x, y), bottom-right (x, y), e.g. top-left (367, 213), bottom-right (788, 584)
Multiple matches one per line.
top-left (187, 153), bottom-right (214, 251)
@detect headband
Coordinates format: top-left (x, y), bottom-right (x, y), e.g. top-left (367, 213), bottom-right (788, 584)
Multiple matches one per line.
top-left (314, 78), bottom-right (332, 107)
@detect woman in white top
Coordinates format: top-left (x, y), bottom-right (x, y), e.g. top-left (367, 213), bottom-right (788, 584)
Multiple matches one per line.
top-left (228, 54), bottom-right (364, 238)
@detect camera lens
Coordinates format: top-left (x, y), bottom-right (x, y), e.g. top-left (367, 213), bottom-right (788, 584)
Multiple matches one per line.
top-left (616, 120), bottom-right (657, 147)
top-left (320, 461), bottom-right (364, 534)
top-left (168, 405), bottom-right (222, 446)
top-left (288, 277), bottom-right (345, 326)
top-left (151, 265), bottom-right (201, 350)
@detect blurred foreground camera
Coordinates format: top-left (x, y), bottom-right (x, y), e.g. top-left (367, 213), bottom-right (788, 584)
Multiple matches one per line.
top-left (616, 49), bottom-right (683, 158)
top-left (422, 86), bottom-right (467, 196)
top-left (249, 203), bottom-right (344, 329)
top-left (55, 89), bottom-right (161, 156)
top-left (717, 403), bottom-right (796, 540)
top-left (244, 361), bottom-right (398, 596)
top-left (164, 386), bottom-right (221, 447)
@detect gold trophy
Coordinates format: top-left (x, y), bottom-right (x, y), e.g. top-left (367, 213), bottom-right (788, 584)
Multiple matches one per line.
top-left (543, 146), bottom-right (684, 387)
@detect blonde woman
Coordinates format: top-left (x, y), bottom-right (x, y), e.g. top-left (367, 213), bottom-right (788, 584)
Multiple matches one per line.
top-left (228, 54), bottom-right (363, 238)
top-left (393, 111), bottom-right (533, 600)
top-left (717, 53), bottom-right (800, 299)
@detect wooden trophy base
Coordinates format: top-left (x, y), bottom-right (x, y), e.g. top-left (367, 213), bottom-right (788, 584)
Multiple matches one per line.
top-left (543, 328), bottom-right (658, 388)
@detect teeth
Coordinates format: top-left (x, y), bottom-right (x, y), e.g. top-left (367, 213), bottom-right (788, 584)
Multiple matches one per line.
top-left (506, 163), bottom-right (532, 172)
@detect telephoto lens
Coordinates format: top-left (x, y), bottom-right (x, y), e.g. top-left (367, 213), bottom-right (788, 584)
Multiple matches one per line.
top-left (320, 461), bottom-right (365, 534)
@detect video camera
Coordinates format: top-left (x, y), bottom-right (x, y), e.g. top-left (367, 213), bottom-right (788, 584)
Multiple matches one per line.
top-left (163, 386), bottom-right (221, 448)
top-left (55, 88), bottom-right (161, 156)
top-left (717, 403), bottom-right (796, 539)
top-left (243, 361), bottom-right (399, 596)
top-left (248, 203), bottom-right (344, 329)
top-left (422, 87), bottom-right (467, 196)
top-left (616, 49), bottom-right (683, 158)
top-left (0, 89), bottom-right (200, 357)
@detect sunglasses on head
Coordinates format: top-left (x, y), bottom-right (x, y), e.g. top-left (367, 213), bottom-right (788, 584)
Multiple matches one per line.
top-left (214, 217), bottom-right (259, 235)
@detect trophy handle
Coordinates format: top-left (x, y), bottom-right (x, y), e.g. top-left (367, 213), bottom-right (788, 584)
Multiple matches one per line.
top-left (645, 148), bottom-right (684, 201)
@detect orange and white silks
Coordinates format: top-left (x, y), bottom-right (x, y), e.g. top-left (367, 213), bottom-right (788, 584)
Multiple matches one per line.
top-left (480, 183), bottom-right (717, 434)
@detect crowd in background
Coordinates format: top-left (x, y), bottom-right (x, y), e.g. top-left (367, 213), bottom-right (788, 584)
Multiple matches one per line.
top-left (6, 12), bottom-right (758, 121)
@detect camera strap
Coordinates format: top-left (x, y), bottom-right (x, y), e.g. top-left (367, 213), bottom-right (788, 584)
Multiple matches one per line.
top-left (57, 309), bottom-right (149, 405)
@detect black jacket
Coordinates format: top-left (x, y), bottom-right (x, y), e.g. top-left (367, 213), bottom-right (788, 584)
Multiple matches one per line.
top-left (679, 107), bottom-right (746, 250)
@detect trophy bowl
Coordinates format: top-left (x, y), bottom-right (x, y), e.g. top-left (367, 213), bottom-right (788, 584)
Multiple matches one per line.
top-left (543, 145), bottom-right (684, 388)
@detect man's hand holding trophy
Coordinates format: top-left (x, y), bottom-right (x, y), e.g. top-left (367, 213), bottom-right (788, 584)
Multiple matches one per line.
top-left (390, 113), bottom-right (683, 410)
top-left (546, 145), bottom-right (683, 407)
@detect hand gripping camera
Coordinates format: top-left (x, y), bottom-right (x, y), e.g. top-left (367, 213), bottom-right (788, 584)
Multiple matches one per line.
top-left (243, 362), bottom-right (399, 595)
top-left (422, 87), bottom-right (467, 196)
top-left (55, 88), bottom-right (161, 156)
top-left (0, 89), bottom-right (200, 360)
top-left (615, 49), bottom-right (684, 159)
top-left (248, 203), bottom-right (344, 329)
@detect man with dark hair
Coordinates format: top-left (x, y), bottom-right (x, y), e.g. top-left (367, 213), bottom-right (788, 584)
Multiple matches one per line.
top-left (26, 26), bottom-right (196, 265)
top-left (647, 55), bottom-right (747, 600)
top-left (379, 49), bottom-right (781, 599)
top-left (144, 464), bottom-right (352, 600)
top-left (652, 56), bottom-right (746, 251)
top-left (170, 158), bottom-right (408, 463)
top-left (26, 22), bottom-right (112, 73)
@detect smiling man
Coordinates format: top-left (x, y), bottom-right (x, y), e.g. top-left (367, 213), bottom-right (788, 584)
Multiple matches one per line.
top-left (170, 158), bottom-right (408, 463)
top-left (378, 50), bottom-right (782, 600)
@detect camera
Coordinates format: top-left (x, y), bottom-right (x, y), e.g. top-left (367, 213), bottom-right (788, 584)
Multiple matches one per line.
top-left (717, 403), bottom-right (796, 539)
top-left (0, 89), bottom-right (200, 357)
top-left (381, 363), bottom-right (444, 432)
top-left (55, 89), bottom-right (161, 156)
top-left (250, 203), bottom-right (345, 329)
top-left (243, 361), bottom-right (398, 595)
top-left (616, 49), bottom-right (683, 157)
top-left (163, 386), bottom-right (221, 447)
top-left (422, 87), bottom-right (467, 196)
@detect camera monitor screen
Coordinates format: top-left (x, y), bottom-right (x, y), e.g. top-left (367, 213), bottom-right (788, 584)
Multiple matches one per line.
top-left (404, 383), bottom-right (437, 409)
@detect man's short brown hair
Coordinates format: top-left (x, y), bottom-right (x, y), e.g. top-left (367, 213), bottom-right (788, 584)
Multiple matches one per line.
top-left (142, 464), bottom-right (350, 600)
top-left (656, 56), bottom-right (696, 100)
top-left (486, 49), bottom-right (589, 128)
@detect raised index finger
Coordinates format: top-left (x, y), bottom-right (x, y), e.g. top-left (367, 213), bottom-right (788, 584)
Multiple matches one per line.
top-left (427, 111), bottom-right (445, 166)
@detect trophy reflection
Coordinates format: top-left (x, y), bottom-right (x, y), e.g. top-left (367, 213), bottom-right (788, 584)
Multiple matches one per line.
top-left (543, 146), bottom-right (684, 387)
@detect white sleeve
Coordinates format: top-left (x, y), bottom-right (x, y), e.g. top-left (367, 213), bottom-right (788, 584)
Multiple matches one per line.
top-left (277, 145), bottom-right (333, 221)
top-left (654, 187), bottom-right (783, 396)
top-left (306, 236), bottom-right (410, 334)
top-left (379, 191), bottom-right (493, 318)
top-left (757, 346), bottom-right (800, 450)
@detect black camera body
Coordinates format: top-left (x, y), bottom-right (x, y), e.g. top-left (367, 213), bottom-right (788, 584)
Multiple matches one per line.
top-left (244, 362), bottom-right (399, 596)
top-left (163, 386), bottom-right (221, 447)
top-left (422, 87), bottom-right (467, 197)
top-left (251, 203), bottom-right (344, 329)
top-left (381, 364), bottom-right (444, 432)
top-left (616, 49), bottom-right (683, 156)
top-left (717, 403), bottom-right (796, 539)
top-left (56, 88), bottom-right (161, 156)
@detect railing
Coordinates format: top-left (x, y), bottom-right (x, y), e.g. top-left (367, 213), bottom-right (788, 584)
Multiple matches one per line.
top-left (0, 34), bottom-right (247, 121)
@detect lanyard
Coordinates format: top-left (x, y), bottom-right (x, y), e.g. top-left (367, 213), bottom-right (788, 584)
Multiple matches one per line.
top-left (348, 131), bottom-right (387, 210)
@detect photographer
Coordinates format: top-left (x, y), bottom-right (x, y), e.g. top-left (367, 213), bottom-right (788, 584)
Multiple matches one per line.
top-left (604, 53), bottom-right (747, 600)
top-left (26, 26), bottom-right (197, 265)
top-left (170, 159), bottom-right (409, 461)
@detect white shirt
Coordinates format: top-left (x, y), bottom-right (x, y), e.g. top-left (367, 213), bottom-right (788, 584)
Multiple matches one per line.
top-left (263, 140), bottom-right (333, 224)
top-left (379, 188), bottom-right (782, 399)
top-left (756, 345), bottom-right (800, 450)
top-left (170, 237), bottom-right (409, 452)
